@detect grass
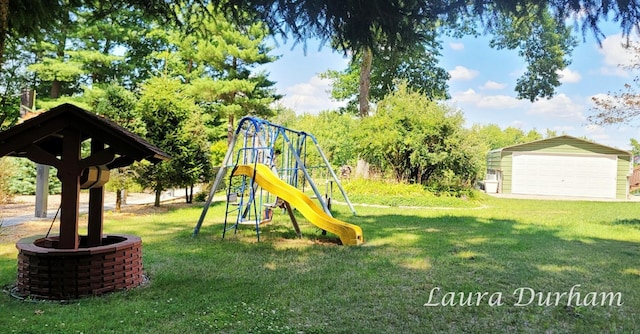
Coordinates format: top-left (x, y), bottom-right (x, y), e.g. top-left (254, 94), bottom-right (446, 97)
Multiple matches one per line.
top-left (1, 195), bottom-right (639, 333)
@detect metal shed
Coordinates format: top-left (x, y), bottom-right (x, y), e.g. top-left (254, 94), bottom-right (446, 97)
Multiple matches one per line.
top-left (485, 135), bottom-right (633, 199)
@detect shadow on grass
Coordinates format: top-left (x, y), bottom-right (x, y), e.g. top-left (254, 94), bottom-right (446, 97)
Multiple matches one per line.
top-left (609, 218), bottom-right (640, 229)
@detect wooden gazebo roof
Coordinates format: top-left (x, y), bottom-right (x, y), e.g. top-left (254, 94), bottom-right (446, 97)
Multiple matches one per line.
top-left (0, 103), bottom-right (169, 168)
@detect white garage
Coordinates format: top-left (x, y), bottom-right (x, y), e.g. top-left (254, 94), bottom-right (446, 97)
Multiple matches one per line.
top-left (486, 136), bottom-right (632, 199)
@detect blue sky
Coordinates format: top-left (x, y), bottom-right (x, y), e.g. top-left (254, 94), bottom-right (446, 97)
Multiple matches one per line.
top-left (261, 24), bottom-right (639, 151)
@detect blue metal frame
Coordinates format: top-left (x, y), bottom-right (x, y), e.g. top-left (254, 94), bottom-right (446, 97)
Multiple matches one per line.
top-left (193, 116), bottom-right (356, 238)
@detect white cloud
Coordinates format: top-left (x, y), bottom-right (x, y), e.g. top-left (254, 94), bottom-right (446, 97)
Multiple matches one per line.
top-left (557, 68), bottom-right (582, 83)
top-left (452, 89), bottom-right (482, 104)
top-left (450, 89), bottom-right (524, 109)
top-left (527, 94), bottom-right (585, 121)
top-left (480, 81), bottom-right (506, 90)
top-left (583, 124), bottom-right (611, 143)
top-left (476, 95), bottom-right (524, 109)
top-left (552, 125), bottom-right (575, 134)
top-left (449, 42), bottom-right (464, 51)
top-left (448, 66), bottom-right (479, 81)
top-left (597, 34), bottom-right (640, 77)
top-left (509, 120), bottom-right (526, 129)
top-left (279, 76), bottom-right (345, 114)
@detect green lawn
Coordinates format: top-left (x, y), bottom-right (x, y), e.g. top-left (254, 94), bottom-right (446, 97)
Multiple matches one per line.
top-left (1, 195), bottom-right (639, 333)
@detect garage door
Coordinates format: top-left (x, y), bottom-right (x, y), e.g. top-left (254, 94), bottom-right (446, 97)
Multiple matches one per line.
top-left (511, 153), bottom-right (617, 198)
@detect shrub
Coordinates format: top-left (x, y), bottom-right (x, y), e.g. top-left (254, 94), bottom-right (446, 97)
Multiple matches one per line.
top-left (354, 83), bottom-right (484, 188)
top-left (7, 158), bottom-right (61, 195)
top-left (0, 158), bottom-right (14, 203)
top-left (341, 177), bottom-right (483, 207)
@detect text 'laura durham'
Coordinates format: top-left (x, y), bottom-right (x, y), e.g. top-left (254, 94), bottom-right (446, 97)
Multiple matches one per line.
top-left (424, 285), bottom-right (623, 307)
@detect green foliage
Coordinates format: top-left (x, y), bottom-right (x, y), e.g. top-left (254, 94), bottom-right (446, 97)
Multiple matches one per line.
top-left (0, 43), bottom-right (32, 130)
top-left (0, 158), bottom-right (14, 203)
top-left (322, 31), bottom-right (450, 115)
top-left (320, 65), bottom-right (359, 113)
top-left (209, 140), bottom-right (228, 166)
top-left (90, 84), bottom-right (145, 135)
top-left (152, 7), bottom-right (280, 122)
top-left (194, 190), bottom-right (208, 202)
top-left (630, 139), bottom-right (640, 164)
top-left (6, 158), bottom-right (61, 195)
top-left (489, 6), bottom-right (577, 101)
top-left (36, 98), bottom-right (92, 111)
top-left (281, 111), bottom-right (359, 167)
top-left (88, 83), bottom-right (147, 203)
top-left (135, 76), bottom-right (212, 204)
top-left (139, 6), bottom-right (280, 144)
top-left (217, 0), bottom-right (636, 101)
top-left (28, 58), bottom-right (85, 84)
top-left (342, 178), bottom-right (431, 197)
top-left (343, 178), bottom-right (482, 207)
top-left (355, 83), bottom-right (483, 188)
top-left (471, 124), bottom-right (543, 151)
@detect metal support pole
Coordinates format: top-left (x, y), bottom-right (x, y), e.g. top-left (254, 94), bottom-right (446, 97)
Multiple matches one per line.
top-left (309, 134), bottom-right (357, 215)
top-left (280, 130), bottom-right (331, 215)
top-left (193, 133), bottom-right (238, 236)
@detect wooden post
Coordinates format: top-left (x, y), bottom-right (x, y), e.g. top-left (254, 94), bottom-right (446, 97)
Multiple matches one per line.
top-left (87, 139), bottom-right (105, 247)
top-left (58, 129), bottom-right (81, 249)
top-left (87, 187), bottom-right (104, 246)
top-left (282, 201), bottom-right (302, 238)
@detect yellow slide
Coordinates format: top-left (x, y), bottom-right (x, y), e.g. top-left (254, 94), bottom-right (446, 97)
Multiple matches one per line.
top-left (233, 164), bottom-right (364, 245)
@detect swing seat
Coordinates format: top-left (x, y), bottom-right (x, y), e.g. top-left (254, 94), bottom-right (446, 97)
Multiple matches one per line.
top-left (237, 219), bottom-right (269, 226)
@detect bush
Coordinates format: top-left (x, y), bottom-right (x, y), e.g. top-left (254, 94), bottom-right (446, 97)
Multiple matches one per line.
top-left (342, 178), bottom-right (427, 197)
top-left (341, 177), bottom-right (484, 207)
top-left (194, 191), bottom-right (208, 202)
top-left (425, 169), bottom-right (480, 199)
top-left (0, 158), bottom-right (14, 203)
top-left (7, 158), bottom-right (61, 195)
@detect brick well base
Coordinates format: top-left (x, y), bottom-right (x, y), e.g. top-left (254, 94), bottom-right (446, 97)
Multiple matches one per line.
top-left (15, 234), bottom-right (143, 300)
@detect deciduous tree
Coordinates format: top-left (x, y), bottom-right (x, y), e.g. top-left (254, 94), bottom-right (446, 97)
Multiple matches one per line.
top-left (589, 43), bottom-right (640, 126)
top-left (354, 82), bottom-right (482, 186)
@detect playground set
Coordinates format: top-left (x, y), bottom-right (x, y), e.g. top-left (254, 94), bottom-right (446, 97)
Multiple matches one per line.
top-left (193, 116), bottom-right (364, 245)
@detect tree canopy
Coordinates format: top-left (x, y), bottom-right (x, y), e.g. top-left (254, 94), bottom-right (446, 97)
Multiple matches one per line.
top-left (216, 0), bottom-right (640, 54)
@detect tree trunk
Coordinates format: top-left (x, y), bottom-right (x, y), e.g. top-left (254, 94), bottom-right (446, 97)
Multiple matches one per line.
top-left (358, 47), bottom-right (373, 117)
top-left (227, 113), bottom-right (234, 144)
top-left (0, 0), bottom-right (8, 70)
top-left (50, 80), bottom-right (62, 98)
top-left (154, 188), bottom-right (161, 207)
top-left (185, 186), bottom-right (193, 204)
top-left (115, 189), bottom-right (122, 213)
